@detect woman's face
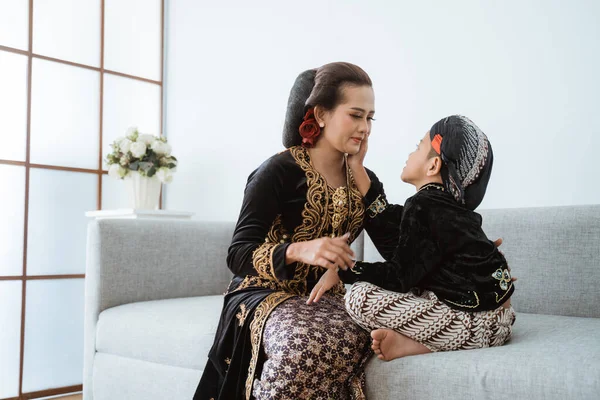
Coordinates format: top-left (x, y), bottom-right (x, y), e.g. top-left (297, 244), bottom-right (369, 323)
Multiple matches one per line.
top-left (316, 85), bottom-right (375, 155)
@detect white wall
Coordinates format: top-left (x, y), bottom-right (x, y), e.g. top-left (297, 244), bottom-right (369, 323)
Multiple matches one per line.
top-left (164, 0), bottom-right (600, 221)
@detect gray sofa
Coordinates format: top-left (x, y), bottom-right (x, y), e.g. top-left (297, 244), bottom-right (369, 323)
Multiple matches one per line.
top-left (84, 205), bottom-right (600, 399)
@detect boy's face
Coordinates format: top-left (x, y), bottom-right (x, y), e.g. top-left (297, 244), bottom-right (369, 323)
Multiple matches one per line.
top-left (401, 131), bottom-right (438, 185)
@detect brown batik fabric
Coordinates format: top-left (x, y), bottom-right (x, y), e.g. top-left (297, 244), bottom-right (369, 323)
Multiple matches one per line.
top-left (252, 295), bottom-right (372, 399)
top-left (345, 282), bottom-right (515, 352)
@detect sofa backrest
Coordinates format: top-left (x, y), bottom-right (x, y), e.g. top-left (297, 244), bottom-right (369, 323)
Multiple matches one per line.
top-left (87, 219), bottom-right (235, 312)
top-left (363, 205), bottom-right (600, 318)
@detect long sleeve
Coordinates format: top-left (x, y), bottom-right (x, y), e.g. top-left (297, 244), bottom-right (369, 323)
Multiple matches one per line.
top-left (361, 169), bottom-right (404, 261)
top-left (340, 197), bottom-right (442, 293)
top-left (226, 155), bottom-right (296, 282)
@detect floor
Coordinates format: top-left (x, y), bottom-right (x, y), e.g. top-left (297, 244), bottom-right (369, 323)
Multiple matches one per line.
top-left (55, 395), bottom-right (82, 400)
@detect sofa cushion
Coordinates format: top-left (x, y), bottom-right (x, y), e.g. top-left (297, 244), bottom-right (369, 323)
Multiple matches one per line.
top-left (96, 297), bottom-right (599, 399)
top-left (365, 312), bottom-right (600, 399)
top-left (96, 296), bottom-right (223, 370)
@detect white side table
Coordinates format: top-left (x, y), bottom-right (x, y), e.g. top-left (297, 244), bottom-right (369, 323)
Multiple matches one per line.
top-left (85, 209), bottom-right (195, 220)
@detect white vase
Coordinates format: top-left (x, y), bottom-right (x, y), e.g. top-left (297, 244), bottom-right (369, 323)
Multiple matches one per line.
top-left (125, 171), bottom-right (162, 210)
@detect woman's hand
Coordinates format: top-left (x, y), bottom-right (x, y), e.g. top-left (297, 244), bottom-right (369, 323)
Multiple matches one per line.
top-left (307, 268), bottom-right (341, 305)
top-left (286, 233), bottom-right (355, 271)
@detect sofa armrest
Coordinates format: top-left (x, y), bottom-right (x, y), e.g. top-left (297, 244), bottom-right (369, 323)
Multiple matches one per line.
top-left (84, 218), bottom-right (233, 399)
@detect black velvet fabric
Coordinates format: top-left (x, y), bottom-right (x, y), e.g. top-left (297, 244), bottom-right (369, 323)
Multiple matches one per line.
top-left (194, 148), bottom-right (395, 399)
top-left (195, 289), bottom-right (270, 400)
top-left (361, 174), bottom-right (403, 261)
top-left (340, 183), bottom-right (514, 312)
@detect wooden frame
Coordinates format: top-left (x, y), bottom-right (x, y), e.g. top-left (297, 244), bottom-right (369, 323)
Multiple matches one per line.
top-left (0, 0), bottom-right (165, 398)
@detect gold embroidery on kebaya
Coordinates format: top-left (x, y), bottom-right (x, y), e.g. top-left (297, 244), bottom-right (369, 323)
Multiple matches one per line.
top-left (251, 242), bottom-right (277, 280)
top-left (236, 303), bottom-right (248, 326)
top-left (266, 214), bottom-right (287, 244)
top-left (288, 146), bottom-right (330, 294)
top-left (349, 375), bottom-right (367, 400)
top-left (290, 146), bottom-right (329, 243)
top-left (288, 146), bottom-right (365, 296)
top-left (331, 186), bottom-right (348, 231)
top-left (228, 147), bottom-right (367, 397)
top-left (233, 275), bottom-right (280, 292)
top-left (250, 215), bottom-right (289, 283)
top-left (233, 146), bottom-right (364, 297)
top-left (245, 292), bottom-right (294, 399)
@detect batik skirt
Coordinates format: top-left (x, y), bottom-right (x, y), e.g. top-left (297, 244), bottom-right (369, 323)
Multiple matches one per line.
top-left (252, 295), bottom-right (372, 399)
top-left (345, 282), bottom-right (515, 352)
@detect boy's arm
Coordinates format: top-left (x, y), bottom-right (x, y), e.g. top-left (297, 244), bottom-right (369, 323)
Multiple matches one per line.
top-left (360, 168), bottom-right (404, 261)
top-left (339, 198), bottom-right (442, 293)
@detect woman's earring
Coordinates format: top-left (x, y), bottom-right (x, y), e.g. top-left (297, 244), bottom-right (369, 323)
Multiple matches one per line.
top-left (319, 123), bottom-right (324, 128)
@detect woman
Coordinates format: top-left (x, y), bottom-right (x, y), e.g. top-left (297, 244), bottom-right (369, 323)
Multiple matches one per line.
top-left (194, 62), bottom-right (397, 399)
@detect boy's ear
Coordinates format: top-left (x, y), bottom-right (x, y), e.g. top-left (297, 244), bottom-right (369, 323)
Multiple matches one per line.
top-left (427, 156), bottom-right (443, 176)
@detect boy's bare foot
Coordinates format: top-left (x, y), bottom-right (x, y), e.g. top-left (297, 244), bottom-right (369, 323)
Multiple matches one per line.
top-left (371, 329), bottom-right (431, 361)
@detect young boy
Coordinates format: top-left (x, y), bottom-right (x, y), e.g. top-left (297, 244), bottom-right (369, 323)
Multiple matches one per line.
top-left (308, 115), bottom-right (516, 361)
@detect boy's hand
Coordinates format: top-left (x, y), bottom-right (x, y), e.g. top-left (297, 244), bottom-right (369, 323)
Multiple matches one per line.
top-left (307, 268), bottom-right (341, 305)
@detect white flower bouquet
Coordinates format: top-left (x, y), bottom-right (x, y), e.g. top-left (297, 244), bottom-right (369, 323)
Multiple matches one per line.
top-left (105, 127), bottom-right (177, 183)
